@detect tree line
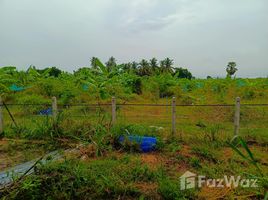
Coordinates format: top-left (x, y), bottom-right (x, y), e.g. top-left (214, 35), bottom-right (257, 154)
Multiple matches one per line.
top-left (34, 57), bottom-right (237, 79)
top-left (89, 57), bottom-right (194, 79)
top-left (1, 57), bottom-right (238, 80)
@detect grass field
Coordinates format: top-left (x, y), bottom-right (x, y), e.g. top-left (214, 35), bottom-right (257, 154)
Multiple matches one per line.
top-left (1, 66), bottom-right (268, 199)
top-left (1, 95), bottom-right (267, 199)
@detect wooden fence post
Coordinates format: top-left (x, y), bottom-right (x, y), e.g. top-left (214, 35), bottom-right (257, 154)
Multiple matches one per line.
top-left (112, 97), bottom-right (116, 124)
top-left (172, 97), bottom-right (176, 135)
top-left (234, 97), bottom-right (240, 136)
top-left (52, 96), bottom-right (58, 120)
top-left (0, 97), bottom-right (3, 134)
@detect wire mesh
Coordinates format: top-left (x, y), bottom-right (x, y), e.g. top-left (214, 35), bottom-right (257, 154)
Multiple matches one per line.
top-left (1, 102), bottom-right (268, 142)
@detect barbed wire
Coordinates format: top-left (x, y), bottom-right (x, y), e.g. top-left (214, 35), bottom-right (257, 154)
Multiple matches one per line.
top-left (2, 103), bottom-right (268, 107)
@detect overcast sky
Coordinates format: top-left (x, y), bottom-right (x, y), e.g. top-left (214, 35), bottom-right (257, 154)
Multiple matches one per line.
top-left (0, 0), bottom-right (267, 78)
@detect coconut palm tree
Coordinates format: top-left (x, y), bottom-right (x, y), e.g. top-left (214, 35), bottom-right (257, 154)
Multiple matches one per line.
top-left (90, 57), bottom-right (98, 69)
top-left (106, 56), bottom-right (117, 72)
top-left (160, 58), bottom-right (174, 74)
top-left (150, 58), bottom-right (159, 74)
top-left (121, 62), bottom-right (132, 73)
top-left (138, 59), bottom-right (152, 76)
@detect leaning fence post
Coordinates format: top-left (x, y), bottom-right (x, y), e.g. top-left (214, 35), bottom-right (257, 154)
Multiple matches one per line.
top-left (172, 97), bottom-right (176, 135)
top-left (0, 97), bottom-right (3, 134)
top-left (112, 97), bottom-right (116, 124)
top-left (52, 96), bottom-right (58, 120)
top-left (234, 97), bottom-right (240, 136)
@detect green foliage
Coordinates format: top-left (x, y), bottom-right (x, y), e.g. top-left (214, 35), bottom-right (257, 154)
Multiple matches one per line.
top-left (174, 67), bottom-right (193, 79)
top-left (137, 59), bottom-right (152, 76)
top-left (242, 87), bottom-right (256, 100)
top-left (211, 80), bottom-right (228, 94)
top-left (197, 123), bottom-right (223, 142)
top-left (189, 156), bottom-right (201, 169)
top-left (120, 73), bottom-right (142, 94)
top-left (180, 94), bottom-right (196, 105)
top-left (154, 74), bottom-right (176, 97)
top-left (36, 66), bottom-right (62, 77)
top-left (34, 78), bottom-right (77, 99)
top-left (16, 94), bottom-right (50, 114)
top-left (1, 158), bottom-right (168, 199)
top-left (159, 57), bottom-right (174, 74)
top-left (125, 163), bottom-right (158, 182)
top-left (1, 58), bottom-right (267, 104)
top-left (191, 146), bottom-right (218, 163)
top-left (228, 136), bottom-right (262, 173)
top-left (106, 56), bottom-right (117, 71)
top-left (111, 124), bottom-right (161, 138)
top-left (166, 142), bottom-right (182, 153)
top-left (158, 177), bottom-right (195, 199)
top-left (226, 61), bottom-right (238, 78)
top-left (228, 136), bottom-right (268, 197)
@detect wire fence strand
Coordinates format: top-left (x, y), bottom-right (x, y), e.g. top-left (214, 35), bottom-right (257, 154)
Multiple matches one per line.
top-left (2, 103), bottom-right (268, 107)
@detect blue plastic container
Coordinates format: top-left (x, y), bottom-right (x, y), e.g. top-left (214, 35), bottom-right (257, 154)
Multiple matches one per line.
top-left (119, 135), bottom-right (157, 153)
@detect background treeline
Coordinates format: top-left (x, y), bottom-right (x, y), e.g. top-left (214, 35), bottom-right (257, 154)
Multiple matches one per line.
top-left (0, 57), bottom-right (267, 105)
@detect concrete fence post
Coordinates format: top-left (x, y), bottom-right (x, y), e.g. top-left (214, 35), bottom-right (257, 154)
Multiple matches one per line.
top-left (112, 97), bottom-right (116, 124)
top-left (234, 97), bottom-right (240, 136)
top-left (0, 97), bottom-right (3, 134)
top-left (172, 97), bottom-right (176, 135)
top-left (52, 96), bottom-right (58, 120)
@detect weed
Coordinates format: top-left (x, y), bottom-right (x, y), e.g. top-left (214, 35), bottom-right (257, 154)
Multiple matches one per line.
top-left (228, 136), bottom-right (268, 197)
top-left (196, 121), bottom-right (223, 142)
top-left (189, 156), bottom-right (201, 169)
top-left (157, 177), bottom-right (196, 199)
top-left (1, 158), bottom-right (159, 199)
top-left (191, 146), bottom-right (218, 163)
top-left (166, 142), bottom-right (181, 153)
top-left (127, 163), bottom-right (158, 182)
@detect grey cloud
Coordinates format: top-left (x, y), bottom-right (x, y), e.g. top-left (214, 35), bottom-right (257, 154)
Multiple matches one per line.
top-left (0, 0), bottom-right (267, 77)
top-left (122, 14), bottom-right (179, 33)
top-left (108, 0), bottom-right (187, 33)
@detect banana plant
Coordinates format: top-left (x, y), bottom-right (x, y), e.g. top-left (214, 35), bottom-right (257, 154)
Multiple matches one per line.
top-left (0, 67), bottom-right (18, 95)
top-left (75, 58), bottom-right (121, 100)
top-left (91, 58), bottom-right (120, 78)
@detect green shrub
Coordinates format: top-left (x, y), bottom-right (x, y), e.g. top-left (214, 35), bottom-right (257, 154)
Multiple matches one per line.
top-left (189, 156), bottom-right (201, 169)
top-left (16, 94), bottom-right (50, 114)
top-left (243, 88), bottom-right (256, 100)
top-left (180, 94), bottom-right (196, 105)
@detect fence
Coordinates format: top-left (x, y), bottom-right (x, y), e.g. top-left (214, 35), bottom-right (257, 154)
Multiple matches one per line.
top-left (1, 96), bottom-right (268, 139)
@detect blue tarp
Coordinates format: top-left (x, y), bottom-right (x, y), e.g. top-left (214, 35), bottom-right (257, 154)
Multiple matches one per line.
top-left (82, 84), bottom-right (89, 91)
top-left (39, 108), bottom-right (52, 115)
top-left (9, 84), bottom-right (25, 92)
top-left (195, 82), bottom-right (204, 89)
